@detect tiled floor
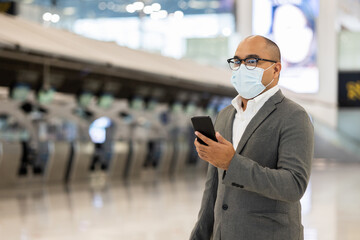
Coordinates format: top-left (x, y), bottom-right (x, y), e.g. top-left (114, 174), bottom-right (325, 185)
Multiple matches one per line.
top-left (0, 159), bottom-right (360, 240)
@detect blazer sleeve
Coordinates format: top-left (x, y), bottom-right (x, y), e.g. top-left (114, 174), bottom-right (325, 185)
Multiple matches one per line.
top-left (189, 163), bottom-right (218, 240)
top-left (222, 108), bottom-right (314, 202)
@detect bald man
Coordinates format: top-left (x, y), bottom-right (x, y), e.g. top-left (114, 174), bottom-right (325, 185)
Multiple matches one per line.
top-left (190, 35), bottom-right (314, 240)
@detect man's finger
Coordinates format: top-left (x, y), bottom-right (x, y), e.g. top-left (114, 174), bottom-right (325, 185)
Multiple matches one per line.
top-left (216, 132), bottom-right (227, 144)
top-left (196, 147), bottom-right (208, 154)
top-left (194, 136), bottom-right (211, 149)
top-left (198, 152), bottom-right (208, 160)
top-left (195, 131), bottom-right (214, 146)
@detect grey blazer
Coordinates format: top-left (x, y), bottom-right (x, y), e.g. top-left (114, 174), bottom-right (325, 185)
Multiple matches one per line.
top-left (190, 90), bottom-right (314, 240)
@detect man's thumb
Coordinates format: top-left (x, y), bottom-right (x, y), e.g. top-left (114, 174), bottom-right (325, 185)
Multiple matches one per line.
top-left (216, 132), bottom-right (225, 143)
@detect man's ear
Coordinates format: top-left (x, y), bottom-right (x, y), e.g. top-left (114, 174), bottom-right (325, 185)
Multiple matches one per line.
top-left (274, 62), bottom-right (282, 79)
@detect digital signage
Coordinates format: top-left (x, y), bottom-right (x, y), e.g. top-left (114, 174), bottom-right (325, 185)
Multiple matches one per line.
top-left (253, 0), bottom-right (319, 93)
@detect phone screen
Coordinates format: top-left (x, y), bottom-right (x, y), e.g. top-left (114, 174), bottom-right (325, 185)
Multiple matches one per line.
top-left (191, 116), bottom-right (217, 146)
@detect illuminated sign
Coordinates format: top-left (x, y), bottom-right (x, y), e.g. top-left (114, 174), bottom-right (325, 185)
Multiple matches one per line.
top-left (347, 81), bottom-right (360, 101)
top-left (0, 2), bottom-right (16, 15)
top-left (253, 0), bottom-right (319, 93)
top-left (339, 72), bottom-right (360, 107)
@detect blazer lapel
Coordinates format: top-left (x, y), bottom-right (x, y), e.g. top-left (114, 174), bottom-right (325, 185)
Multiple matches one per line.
top-left (235, 90), bottom-right (285, 153)
top-left (219, 106), bottom-right (236, 177)
top-left (224, 107), bottom-right (236, 143)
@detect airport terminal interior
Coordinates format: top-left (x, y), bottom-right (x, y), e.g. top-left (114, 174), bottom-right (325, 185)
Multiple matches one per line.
top-left (0, 0), bottom-right (360, 239)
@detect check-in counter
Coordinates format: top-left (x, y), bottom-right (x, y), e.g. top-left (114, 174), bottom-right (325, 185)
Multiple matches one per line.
top-left (0, 141), bottom-right (22, 186)
top-left (125, 139), bottom-right (148, 179)
top-left (65, 141), bottom-right (94, 182)
top-left (45, 141), bottom-right (71, 182)
top-left (108, 140), bottom-right (130, 179)
top-left (157, 140), bottom-right (175, 175)
top-left (170, 134), bottom-right (190, 174)
top-left (0, 101), bottom-right (36, 186)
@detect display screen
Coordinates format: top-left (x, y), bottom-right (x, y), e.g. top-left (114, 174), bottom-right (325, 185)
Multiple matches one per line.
top-left (171, 102), bottom-right (183, 113)
top-left (78, 92), bottom-right (93, 108)
top-left (11, 84), bottom-right (30, 102)
top-left (253, 0), bottom-right (319, 93)
top-left (147, 99), bottom-right (158, 111)
top-left (131, 98), bottom-right (145, 110)
top-left (38, 88), bottom-right (55, 105)
top-left (98, 94), bottom-right (113, 109)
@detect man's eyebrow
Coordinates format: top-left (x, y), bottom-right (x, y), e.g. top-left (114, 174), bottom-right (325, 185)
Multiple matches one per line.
top-left (234, 54), bottom-right (260, 59)
top-left (245, 54), bottom-right (260, 59)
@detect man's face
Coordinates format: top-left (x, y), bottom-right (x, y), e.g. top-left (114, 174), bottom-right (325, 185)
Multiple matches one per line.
top-left (234, 37), bottom-right (281, 88)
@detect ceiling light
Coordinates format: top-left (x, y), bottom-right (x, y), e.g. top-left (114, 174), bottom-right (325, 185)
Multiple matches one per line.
top-left (98, 2), bottom-right (107, 11)
top-left (174, 10), bottom-right (184, 19)
top-left (51, 14), bottom-right (60, 23)
top-left (160, 10), bottom-right (168, 18)
top-left (107, 2), bottom-right (115, 10)
top-left (42, 12), bottom-right (52, 21)
top-left (133, 2), bottom-right (145, 11)
top-left (151, 10), bottom-right (168, 20)
top-left (178, 1), bottom-right (188, 10)
top-left (158, 10), bottom-right (168, 19)
top-left (151, 3), bottom-right (161, 11)
top-left (143, 6), bottom-right (153, 14)
top-left (126, 4), bottom-right (136, 13)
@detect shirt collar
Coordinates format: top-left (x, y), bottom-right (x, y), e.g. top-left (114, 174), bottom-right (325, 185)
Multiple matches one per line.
top-left (231, 95), bottom-right (243, 113)
top-left (231, 85), bottom-right (279, 113)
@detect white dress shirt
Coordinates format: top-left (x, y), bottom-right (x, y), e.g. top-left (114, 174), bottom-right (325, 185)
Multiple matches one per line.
top-left (231, 85), bottom-right (279, 149)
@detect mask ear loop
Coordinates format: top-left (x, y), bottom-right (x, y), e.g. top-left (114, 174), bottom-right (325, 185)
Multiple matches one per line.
top-left (265, 78), bottom-right (275, 88)
top-left (264, 63), bottom-right (275, 71)
top-left (263, 63), bottom-right (276, 88)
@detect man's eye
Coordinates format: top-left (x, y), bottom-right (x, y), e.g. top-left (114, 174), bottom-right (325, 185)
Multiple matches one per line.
top-left (246, 59), bottom-right (257, 65)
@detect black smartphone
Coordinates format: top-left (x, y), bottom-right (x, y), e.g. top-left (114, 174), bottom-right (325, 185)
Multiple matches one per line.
top-left (191, 116), bottom-right (217, 146)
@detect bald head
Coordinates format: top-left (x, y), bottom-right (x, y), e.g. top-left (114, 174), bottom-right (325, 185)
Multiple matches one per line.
top-left (243, 35), bottom-right (281, 62)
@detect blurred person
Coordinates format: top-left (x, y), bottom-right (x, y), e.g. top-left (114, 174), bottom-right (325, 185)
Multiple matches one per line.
top-left (190, 35), bottom-right (314, 240)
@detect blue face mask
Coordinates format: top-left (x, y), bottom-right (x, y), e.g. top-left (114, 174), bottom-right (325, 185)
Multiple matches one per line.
top-left (231, 64), bottom-right (275, 99)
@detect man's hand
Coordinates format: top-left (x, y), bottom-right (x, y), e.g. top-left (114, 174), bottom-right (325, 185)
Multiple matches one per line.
top-left (194, 131), bottom-right (236, 170)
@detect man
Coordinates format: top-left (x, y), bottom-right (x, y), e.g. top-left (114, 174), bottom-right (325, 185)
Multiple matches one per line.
top-left (189, 35), bottom-right (314, 240)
